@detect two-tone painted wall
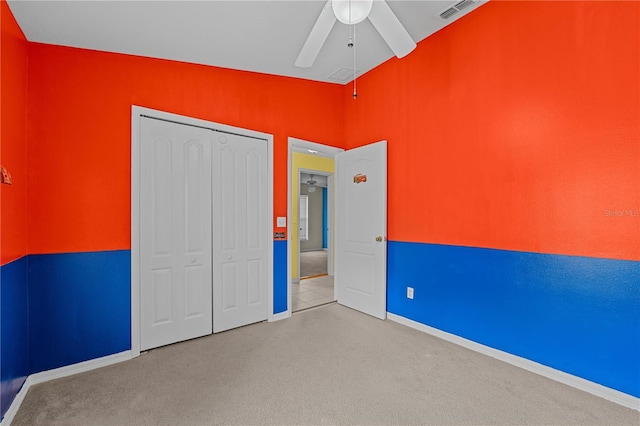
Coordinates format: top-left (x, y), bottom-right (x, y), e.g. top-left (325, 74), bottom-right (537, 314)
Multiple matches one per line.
top-left (0, 0), bottom-right (345, 416)
top-left (1, 0), bottom-right (29, 418)
top-left (2, 0), bottom-right (638, 420)
top-left (344, 1), bottom-right (639, 397)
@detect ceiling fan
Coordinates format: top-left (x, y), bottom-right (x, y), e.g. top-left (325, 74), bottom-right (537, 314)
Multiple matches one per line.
top-left (295, 0), bottom-right (417, 68)
top-left (306, 174), bottom-right (317, 193)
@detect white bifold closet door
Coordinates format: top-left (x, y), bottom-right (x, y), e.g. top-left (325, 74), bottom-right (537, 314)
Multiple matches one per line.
top-left (212, 132), bottom-right (269, 333)
top-left (139, 118), bottom-right (269, 350)
top-left (140, 117), bottom-right (213, 351)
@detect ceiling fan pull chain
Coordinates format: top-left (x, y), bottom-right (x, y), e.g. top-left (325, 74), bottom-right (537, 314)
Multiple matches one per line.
top-left (353, 22), bottom-right (357, 99)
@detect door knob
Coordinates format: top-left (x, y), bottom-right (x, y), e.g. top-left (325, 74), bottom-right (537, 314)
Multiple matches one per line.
top-left (190, 257), bottom-right (197, 264)
top-left (375, 236), bottom-right (383, 242)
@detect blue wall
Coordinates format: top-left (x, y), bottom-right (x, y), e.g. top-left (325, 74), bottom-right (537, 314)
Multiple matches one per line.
top-left (322, 187), bottom-right (328, 249)
top-left (4, 240), bottom-right (637, 420)
top-left (387, 241), bottom-right (640, 397)
top-left (3, 242), bottom-right (287, 409)
top-left (1, 250), bottom-right (130, 418)
top-left (1, 257), bottom-right (29, 420)
top-left (28, 251), bottom-right (131, 374)
top-left (273, 240), bottom-right (288, 314)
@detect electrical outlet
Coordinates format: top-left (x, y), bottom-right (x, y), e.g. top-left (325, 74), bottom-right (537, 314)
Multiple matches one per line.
top-left (407, 287), bottom-right (414, 299)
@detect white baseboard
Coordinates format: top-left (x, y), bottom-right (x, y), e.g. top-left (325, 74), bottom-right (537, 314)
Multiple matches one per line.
top-left (1, 351), bottom-right (132, 426)
top-left (1, 376), bottom-right (32, 426)
top-left (387, 312), bottom-right (640, 412)
top-left (28, 351), bottom-right (132, 385)
top-left (271, 311), bottom-right (291, 322)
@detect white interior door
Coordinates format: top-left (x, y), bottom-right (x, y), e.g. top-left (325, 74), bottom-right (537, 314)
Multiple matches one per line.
top-left (140, 117), bottom-right (213, 350)
top-left (213, 132), bottom-right (269, 333)
top-left (335, 141), bottom-right (387, 319)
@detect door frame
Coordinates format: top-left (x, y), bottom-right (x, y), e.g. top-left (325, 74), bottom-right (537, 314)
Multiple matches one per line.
top-left (287, 137), bottom-right (343, 314)
top-left (131, 105), bottom-right (274, 357)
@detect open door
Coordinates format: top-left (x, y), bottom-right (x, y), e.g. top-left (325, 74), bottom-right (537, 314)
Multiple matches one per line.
top-left (335, 141), bottom-right (387, 319)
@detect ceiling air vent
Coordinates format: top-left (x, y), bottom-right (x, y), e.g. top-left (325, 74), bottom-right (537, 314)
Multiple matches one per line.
top-left (328, 67), bottom-right (360, 83)
top-left (438, 0), bottom-right (476, 20)
top-left (454, 0), bottom-right (476, 11)
top-left (439, 7), bottom-right (458, 20)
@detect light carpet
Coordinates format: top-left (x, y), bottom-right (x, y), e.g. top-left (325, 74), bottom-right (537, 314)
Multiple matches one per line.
top-left (13, 304), bottom-right (639, 425)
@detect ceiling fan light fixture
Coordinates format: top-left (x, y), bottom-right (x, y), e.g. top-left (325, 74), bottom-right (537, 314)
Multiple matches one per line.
top-left (332, 0), bottom-right (373, 25)
top-left (307, 174), bottom-right (317, 193)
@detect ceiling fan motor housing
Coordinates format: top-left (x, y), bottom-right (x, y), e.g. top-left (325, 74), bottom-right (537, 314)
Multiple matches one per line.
top-left (332, 0), bottom-right (373, 25)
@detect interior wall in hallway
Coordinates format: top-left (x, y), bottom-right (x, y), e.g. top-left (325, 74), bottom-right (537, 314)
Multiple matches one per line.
top-left (300, 183), bottom-right (324, 252)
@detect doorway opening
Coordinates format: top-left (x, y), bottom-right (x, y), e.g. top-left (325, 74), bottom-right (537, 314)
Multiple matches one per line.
top-left (286, 137), bottom-right (388, 319)
top-left (299, 171), bottom-right (329, 279)
top-left (287, 138), bottom-right (342, 313)
top-left (294, 170), bottom-right (334, 312)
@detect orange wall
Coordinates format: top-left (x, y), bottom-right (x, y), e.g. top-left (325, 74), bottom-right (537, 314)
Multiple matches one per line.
top-left (344, 1), bottom-right (639, 261)
top-left (26, 44), bottom-right (345, 254)
top-left (1, 0), bottom-right (28, 265)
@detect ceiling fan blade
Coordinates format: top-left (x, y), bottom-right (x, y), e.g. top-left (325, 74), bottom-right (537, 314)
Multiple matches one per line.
top-left (368, 0), bottom-right (416, 59)
top-left (295, 1), bottom-right (337, 68)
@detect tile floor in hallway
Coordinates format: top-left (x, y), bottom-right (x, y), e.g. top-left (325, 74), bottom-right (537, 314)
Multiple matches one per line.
top-left (291, 275), bottom-right (335, 312)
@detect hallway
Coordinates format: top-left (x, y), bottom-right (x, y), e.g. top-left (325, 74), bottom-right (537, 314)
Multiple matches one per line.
top-left (299, 250), bottom-right (328, 278)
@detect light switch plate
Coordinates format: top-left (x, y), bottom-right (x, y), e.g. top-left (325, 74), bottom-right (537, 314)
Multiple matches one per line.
top-left (277, 216), bottom-right (287, 227)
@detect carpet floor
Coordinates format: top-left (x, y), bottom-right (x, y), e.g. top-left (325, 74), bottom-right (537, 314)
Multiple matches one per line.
top-left (300, 250), bottom-right (327, 278)
top-left (12, 304), bottom-right (639, 425)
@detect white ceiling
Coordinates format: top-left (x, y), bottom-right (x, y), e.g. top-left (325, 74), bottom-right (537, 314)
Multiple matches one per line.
top-left (7, 0), bottom-right (486, 84)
